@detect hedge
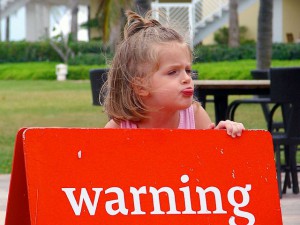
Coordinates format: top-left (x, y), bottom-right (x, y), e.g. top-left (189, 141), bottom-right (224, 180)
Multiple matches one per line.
top-left (1, 41), bottom-right (300, 65)
top-left (0, 41), bottom-right (110, 65)
top-left (193, 43), bottom-right (300, 63)
top-left (0, 62), bottom-right (106, 80)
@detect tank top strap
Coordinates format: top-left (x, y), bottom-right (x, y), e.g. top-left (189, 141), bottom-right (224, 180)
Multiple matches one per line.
top-left (120, 120), bottom-right (138, 128)
top-left (178, 105), bottom-right (196, 129)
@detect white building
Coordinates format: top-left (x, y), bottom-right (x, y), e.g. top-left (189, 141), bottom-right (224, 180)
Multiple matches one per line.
top-left (1, 0), bottom-right (300, 45)
top-left (0, 0), bottom-right (90, 41)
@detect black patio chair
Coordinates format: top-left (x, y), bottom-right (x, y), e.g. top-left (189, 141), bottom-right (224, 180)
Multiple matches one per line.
top-left (227, 70), bottom-right (283, 131)
top-left (268, 67), bottom-right (300, 197)
top-left (89, 68), bottom-right (109, 106)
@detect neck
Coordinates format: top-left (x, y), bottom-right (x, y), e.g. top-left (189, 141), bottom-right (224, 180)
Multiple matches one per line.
top-left (137, 110), bottom-right (180, 129)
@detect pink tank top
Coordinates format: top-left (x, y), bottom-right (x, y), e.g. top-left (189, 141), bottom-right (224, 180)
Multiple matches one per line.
top-left (120, 105), bottom-right (195, 129)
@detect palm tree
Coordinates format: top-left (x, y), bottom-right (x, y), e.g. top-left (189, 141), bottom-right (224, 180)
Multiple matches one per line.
top-left (228, 0), bottom-right (239, 47)
top-left (94, 0), bottom-right (131, 49)
top-left (135, 0), bottom-right (152, 16)
top-left (94, 0), bottom-right (151, 49)
top-left (70, 0), bottom-right (80, 42)
top-left (256, 0), bottom-right (273, 70)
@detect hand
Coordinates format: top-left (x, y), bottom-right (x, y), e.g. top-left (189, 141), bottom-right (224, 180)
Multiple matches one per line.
top-left (209, 120), bottom-right (245, 138)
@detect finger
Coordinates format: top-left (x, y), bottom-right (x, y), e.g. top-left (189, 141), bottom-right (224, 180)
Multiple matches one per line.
top-left (236, 123), bottom-right (245, 136)
top-left (226, 123), bottom-right (234, 137)
top-left (208, 123), bottom-right (216, 129)
top-left (215, 120), bottom-right (226, 130)
top-left (230, 123), bottom-right (239, 138)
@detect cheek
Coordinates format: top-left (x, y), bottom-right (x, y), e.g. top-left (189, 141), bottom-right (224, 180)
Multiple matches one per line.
top-left (150, 85), bottom-right (174, 96)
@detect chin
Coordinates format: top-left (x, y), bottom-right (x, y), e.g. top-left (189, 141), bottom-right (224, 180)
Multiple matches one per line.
top-left (178, 102), bottom-right (192, 110)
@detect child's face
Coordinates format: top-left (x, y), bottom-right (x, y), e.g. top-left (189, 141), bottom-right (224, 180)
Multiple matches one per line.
top-left (144, 42), bottom-right (193, 111)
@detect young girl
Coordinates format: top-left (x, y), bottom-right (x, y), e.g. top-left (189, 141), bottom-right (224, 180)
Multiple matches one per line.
top-left (103, 10), bottom-right (244, 138)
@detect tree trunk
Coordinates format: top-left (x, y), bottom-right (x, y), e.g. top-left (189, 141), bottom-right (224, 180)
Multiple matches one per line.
top-left (135, 0), bottom-right (152, 16)
top-left (228, 0), bottom-right (239, 47)
top-left (70, 0), bottom-right (79, 42)
top-left (5, 16), bottom-right (10, 42)
top-left (87, 5), bottom-right (91, 41)
top-left (256, 0), bottom-right (273, 70)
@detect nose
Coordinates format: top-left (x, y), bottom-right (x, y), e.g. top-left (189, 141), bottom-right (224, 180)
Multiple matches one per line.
top-left (181, 71), bottom-right (192, 84)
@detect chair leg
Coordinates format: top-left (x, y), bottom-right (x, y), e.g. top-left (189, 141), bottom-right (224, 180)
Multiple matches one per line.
top-left (275, 144), bottom-right (282, 198)
top-left (283, 146), bottom-right (291, 194)
top-left (282, 172), bottom-right (290, 194)
top-left (260, 103), bottom-right (270, 123)
top-left (290, 145), bottom-right (299, 194)
top-left (227, 102), bottom-right (241, 120)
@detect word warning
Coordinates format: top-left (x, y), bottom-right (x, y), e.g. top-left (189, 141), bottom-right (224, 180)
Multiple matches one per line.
top-left (5, 128), bottom-right (282, 225)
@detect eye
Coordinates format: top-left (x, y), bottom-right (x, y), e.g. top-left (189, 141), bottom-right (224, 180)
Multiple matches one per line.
top-left (167, 70), bottom-right (177, 75)
top-left (186, 69), bottom-right (192, 75)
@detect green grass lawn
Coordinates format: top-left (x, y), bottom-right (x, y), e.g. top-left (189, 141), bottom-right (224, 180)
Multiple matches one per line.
top-left (0, 80), bottom-right (108, 173)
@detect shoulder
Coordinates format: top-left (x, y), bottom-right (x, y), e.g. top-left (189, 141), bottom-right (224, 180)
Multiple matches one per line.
top-left (104, 119), bottom-right (120, 128)
top-left (192, 102), bottom-right (212, 129)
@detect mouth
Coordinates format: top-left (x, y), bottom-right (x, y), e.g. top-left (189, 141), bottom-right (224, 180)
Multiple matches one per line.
top-left (181, 88), bottom-right (194, 96)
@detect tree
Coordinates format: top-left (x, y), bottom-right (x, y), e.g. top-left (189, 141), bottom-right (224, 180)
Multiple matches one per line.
top-left (94, 0), bottom-right (130, 48)
top-left (135, 0), bottom-right (152, 16)
top-left (94, 0), bottom-right (151, 50)
top-left (49, 4), bottom-right (76, 64)
top-left (49, 33), bottom-right (74, 64)
top-left (70, 0), bottom-right (80, 42)
top-left (228, 0), bottom-right (239, 47)
top-left (256, 0), bottom-right (273, 70)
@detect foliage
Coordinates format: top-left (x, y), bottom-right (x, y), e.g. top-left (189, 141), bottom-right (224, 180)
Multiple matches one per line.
top-left (1, 60), bottom-right (300, 81)
top-left (0, 41), bottom-right (111, 64)
top-left (214, 26), bottom-right (254, 45)
top-left (192, 59), bottom-right (300, 80)
top-left (272, 43), bottom-right (300, 60)
top-left (1, 41), bottom-right (300, 65)
top-left (194, 43), bottom-right (256, 62)
top-left (68, 53), bottom-right (110, 66)
top-left (0, 62), bottom-right (106, 80)
top-left (92, 0), bottom-right (132, 46)
top-left (49, 32), bottom-right (75, 64)
top-left (0, 41), bottom-right (61, 62)
top-left (194, 43), bottom-right (300, 62)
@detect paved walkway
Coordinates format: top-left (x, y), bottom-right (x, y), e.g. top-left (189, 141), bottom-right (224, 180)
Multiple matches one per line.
top-left (1, 174), bottom-right (300, 224)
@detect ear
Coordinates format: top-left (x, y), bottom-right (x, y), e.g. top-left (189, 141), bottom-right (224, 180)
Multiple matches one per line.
top-left (132, 77), bottom-right (150, 97)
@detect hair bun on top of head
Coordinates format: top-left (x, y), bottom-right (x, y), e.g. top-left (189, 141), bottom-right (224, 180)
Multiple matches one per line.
top-left (124, 10), bottom-right (161, 39)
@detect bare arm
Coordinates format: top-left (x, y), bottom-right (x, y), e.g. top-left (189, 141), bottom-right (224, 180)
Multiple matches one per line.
top-left (104, 119), bottom-right (120, 128)
top-left (193, 102), bottom-right (245, 137)
top-left (193, 102), bottom-right (213, 129)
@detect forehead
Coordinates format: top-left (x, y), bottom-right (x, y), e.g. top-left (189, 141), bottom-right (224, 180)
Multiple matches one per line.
top-left (155, 42), bottom-right (192, 64)
top-left (137, 42), bottom-right (192, 76)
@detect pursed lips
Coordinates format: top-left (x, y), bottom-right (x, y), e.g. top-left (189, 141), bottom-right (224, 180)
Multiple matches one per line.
top-left (181, 87), bottom-right (194, 96)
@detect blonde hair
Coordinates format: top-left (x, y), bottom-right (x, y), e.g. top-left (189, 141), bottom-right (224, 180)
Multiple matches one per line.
top-left (103, 10), bottom-right (192, 123)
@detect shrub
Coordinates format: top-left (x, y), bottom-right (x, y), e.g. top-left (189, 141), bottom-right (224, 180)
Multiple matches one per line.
top-left (0, 41), bottom-right (61, 62)
top-left (0, 41), bottom-right (109, 64)
top-left (1, 41), bottom-right (300, 65)
top-left (0, 62), bottom-right (107, 80)
top-left (193, 44), bottom-right (256, 63)
top-left (194, 43), bottom-right (300, 63)
top-left (68, 53), bottom-right (112, 65)
top-left (214, 26), bottom-right (254, 45)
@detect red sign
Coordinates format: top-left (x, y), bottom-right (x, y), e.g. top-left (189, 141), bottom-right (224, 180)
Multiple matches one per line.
top-left (5, 128), bottom-right (282, 225)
